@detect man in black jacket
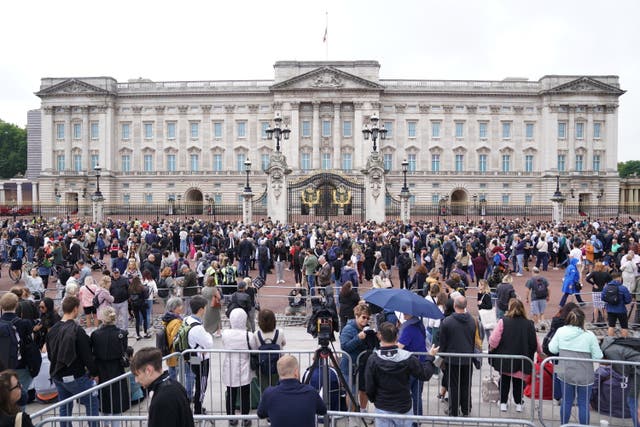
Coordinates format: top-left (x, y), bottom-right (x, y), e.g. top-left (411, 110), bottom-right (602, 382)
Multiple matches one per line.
top-left (131, 347), bottom-right (194, 427)
top-left (438, 296), bottom-right (477, 417)
top-left (46, 296), bottom-right (99, 427)
top-left (109, 269), bottom-right (129, 331)
top-left (365, 322), bottom-right (438, 425)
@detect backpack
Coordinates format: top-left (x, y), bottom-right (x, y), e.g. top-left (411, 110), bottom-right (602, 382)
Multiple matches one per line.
top-left (172, 318), bottom-right (201, 360)
top-left (594, 239), bottom-right (603, 251)
top-left (155, 324), bottom-right (172, 356)
top-left (398, 253), bottom-right (412, 271)
top-left (443, 241), bottom-right (455, 258)
top-left (532, 277), bottom-right (549, 299)
top-left (0, 318), bottom-right (20, 370)
top-left (157, 278), bottom-right (170, 299)
top-left (603, 283), bottom-right (620, 305)
top-left (12, 244), bottom-right (24, 260)
top-left (256, 330), bottom-right (281, 375)
top-left (85, 285), bottom-right (101, 311)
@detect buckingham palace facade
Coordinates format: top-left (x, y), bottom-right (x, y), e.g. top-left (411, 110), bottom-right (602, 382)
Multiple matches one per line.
top-left (27, 60), bottom-right (625, 216)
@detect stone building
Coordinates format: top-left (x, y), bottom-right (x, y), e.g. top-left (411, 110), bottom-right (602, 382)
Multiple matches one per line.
top-left (27, 60), bottom-right (625, 221)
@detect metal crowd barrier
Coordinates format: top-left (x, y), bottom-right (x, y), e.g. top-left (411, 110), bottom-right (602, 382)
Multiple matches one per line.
top-left (539, 356), bottom-right (640, 427)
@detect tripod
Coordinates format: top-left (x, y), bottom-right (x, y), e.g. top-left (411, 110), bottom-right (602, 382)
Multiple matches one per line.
top-left (304, 344), bottom-right (368, 427)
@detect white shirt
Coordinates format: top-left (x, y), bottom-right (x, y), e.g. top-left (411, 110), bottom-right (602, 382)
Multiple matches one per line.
top-left (186, 315), bottom-right (214, 359)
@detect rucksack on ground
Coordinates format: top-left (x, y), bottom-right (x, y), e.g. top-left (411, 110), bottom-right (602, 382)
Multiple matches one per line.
top-left (603, 283), bottom-right (620, 305)
top-left (172, 318), bottom-right (201, 360)
top-left (533, 277), bottom-right (549, 299)
top-left (0, 318), bottom-right (20, 370)
top-left (256, 330), bottom-right (281, 375)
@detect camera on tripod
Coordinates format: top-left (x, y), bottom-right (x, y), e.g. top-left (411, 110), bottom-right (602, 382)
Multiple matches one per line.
top-left (307, 297), bottom-right (339, 347)
top-left (316, 316), bottom-right (334, 347)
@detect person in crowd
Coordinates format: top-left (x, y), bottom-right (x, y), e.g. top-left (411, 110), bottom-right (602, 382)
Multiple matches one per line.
top-left (130, 347), bottom-right (194, 427)
top-left (128, 276), bottom-right (150, 340)
top-left (201, 275), bottom-right (223, 338)
top-left (33, 297), bottom-right (60, 350)
top-left (340, 260), bottom-right (360, 290)
top-left (160, 297), bottom-right (184, 381)
top-left (183, 295), bottom-right (214, 415)
top-left (489, 298), bottom-right (539, 413)
top-left (397, 312), bottom-right (430, 424)
top-left (560, 257), bottom-right (585, 307)
top-left (141, 269), bottom-right (157, 328)
top-left (0, 293), bottom-right (34, 407)
top-left (222, 308), bottom-right (258, 426)
top-left (255, 309), bottom-right (286, 391)
top-left (0, 370), bottom-right (34, 427)
top-left (122, 258), bottom-right (141, 281)
top-left (365, 321), bottom-right (438, 427)
top-left (90, 307), bottom-right (130, 423)
top-left (95, 275), bottom-right (114, 316)
top-left (425, 284), bottom-right (445, 346)
top-left (408, 263), bottom-right (428, 296)
top-left (109, 269), bottom-right (129, 332)
top-left (585, 261), bottom-right (612, 324)
top-left (438, 296), bottom-right (476, 417)
top-left (603, 270), bottom-right (633, 338)
top-left (495, 274), bottom-right (516, 320)
top-left (302, 249), bottom-right (319, 295)
top-left (338, 281), bottom-right (360, 331)
top-left (257, 355), bottom-right (327, 427)
top-left (525, 267), bottom-right (550, 330)
top-left (273, 240), bottom-right (288, 284)
top-left (78, 276), bottom-right (98, 328)
top-left (476, 279), bottom-right (494, 340)
top-left (46, 296), bottom-right (99, 427)
top-left (548, 307), bottom-right (602, 425)
top-left (180, 264), bottom-right (200, 300)
top-left (339, 302), bottom-right (377, 416)
top-left (23, 268), bottom-right (44, 301)
top-left (285, 283), bottom-right (307, 316)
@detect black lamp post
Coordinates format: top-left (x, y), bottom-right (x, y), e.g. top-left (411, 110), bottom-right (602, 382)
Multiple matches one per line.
top-left (552, 175), bottom-right (564, 199)
top-left (401, 159), bottom-right (409, 192)
top-left (93, 164), bottom-right (102, 198)
top-left (472, 193), bottom-right (478, 214)
top-left (362, 113), bottom-right (387, 152)
top-left (265, 112), bottom-right (291, 153)
top-left (244, 159), bottom-right (252, 192)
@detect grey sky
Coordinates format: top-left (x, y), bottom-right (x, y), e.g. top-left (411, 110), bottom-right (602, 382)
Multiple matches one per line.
top-left (1, 0), bottom-right (638, 161)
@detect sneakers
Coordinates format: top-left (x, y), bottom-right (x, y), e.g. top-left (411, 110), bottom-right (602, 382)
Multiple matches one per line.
top-left (229, 421), bottom-right (239, 427)
top-left (241, 420), bottom-right (252, 427)
top-left (516, 273), bottom-right (523, 277)
top-left (500, 403), bottom-right (508, 412)
top-left (143, 333), bottom-right (152, 339)
top-left (515, 403), bottom-right (523, 412)
top-left (437, 393), bottom-right (448, 402)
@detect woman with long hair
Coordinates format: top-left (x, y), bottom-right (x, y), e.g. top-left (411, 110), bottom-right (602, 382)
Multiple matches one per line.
top-left (548, 308), bottom-right (602, 425)
top-left (33, 297), bottom-right (61, 350)
top-left (489, 298), bottom-right (539, 413)
top-left (338, 281), bottom-right (360, 330)
top-left (201, 275), bottom-right (222, 338)
top-left (409, 263), bottom-right (428, 296)
top-left (90, 307), bottom-right (131, 424)
top-left (141, 270), bottom-right (157, 329)
top-left (128, 276), bottom-right (150, 340)
top-left (0, 370), bottom-right (34, 427)
top-left (585, 262), bottom-right (612, 324)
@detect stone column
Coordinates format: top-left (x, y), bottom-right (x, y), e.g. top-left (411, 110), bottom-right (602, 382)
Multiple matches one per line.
top-left (92, 194), bottom-right (105, 223)
top-left (399, 190), bottom-right (410, 224)
top-left (551, 176), bottom-right (566, 225)
top-left (224, 105), bottom-right (235, 170)
top-left (288, 102), bottom-right (300, 170)
top-left (333, 102), bottom-right (341, 169)
top-left (312, 102), bottom-right (320, 170)
top-left (354, 103), bottom-right (364, 170)
top-left (0, 184), bottom-right (4, 203)
top-left (265, 151), bottom-right (291, 225)
top-left (16, 183), bottom-right (22, 206)
top-left (362, 151), bottom-right (386, 223)
top-left (242, 191), bottom-right (253, 225)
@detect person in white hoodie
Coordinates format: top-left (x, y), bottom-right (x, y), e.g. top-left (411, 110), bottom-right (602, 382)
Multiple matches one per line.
top-left (183, 295), bottom-right (214, 415)
top-left (548, 307), bottom-right (603, 425)
top-left (222, 308), bottom-right (258, 426)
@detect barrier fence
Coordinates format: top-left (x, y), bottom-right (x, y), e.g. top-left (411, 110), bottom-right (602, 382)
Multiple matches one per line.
top-left (28, 349), bottom-right (640, 427)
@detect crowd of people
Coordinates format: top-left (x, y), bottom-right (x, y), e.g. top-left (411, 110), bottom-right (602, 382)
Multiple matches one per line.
top-left (0, 214), bottom-right (640, 426)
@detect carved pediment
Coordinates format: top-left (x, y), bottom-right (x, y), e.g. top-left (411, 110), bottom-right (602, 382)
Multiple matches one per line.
top-left (544, 77), bottom-right (625, 96)
top-left (271, 67), bottom-right (383, 91)
top-left (37, 79), bottom-right (113, 97)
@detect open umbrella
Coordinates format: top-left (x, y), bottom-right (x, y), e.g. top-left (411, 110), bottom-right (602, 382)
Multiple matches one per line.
top-left (363, 288), bottom-right (444, 319)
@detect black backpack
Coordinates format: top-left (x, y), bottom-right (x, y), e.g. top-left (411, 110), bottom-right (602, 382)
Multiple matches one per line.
top-left (532, 277), bottom-right (549, 299)
top-left (398, 253), bottom-right (412, 271)
top-left (258, 246), bottom-right (269, 262)
top-left (256, 330), bottom-right (281, 375)
top-left (157, 278), bottom-right (170, 299)
top-left (603, 283), bottom-right (620, 305)
top-left (0, 319), bottom-right (20, 371)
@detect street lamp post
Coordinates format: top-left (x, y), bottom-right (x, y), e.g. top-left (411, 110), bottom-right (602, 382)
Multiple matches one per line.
top-left (361, 113), bottom-right (387, 152)
top-left (265, 112), bottom-right (291, 153)
top-left (244, 159), bottom-right (252, 192)
top-left (401, 159), bottom-right (409, 192)
top-left (93, 164), bottom-right (102, 199)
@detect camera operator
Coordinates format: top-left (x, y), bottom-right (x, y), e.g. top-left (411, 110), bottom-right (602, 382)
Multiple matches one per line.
top-left (339, 302), bottom-right (378, 415)
top-left (285, 283), bottom-right (307, 316)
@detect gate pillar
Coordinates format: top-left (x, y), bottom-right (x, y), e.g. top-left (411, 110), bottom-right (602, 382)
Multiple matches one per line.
top-left (242, 191), bottom-right (253, 224)
top-left (362, 152), bottom-right (386, 224)
top-left (265, 152), bottom-right (291, 225)
top-left (399, 189), bottom-right (411, 224)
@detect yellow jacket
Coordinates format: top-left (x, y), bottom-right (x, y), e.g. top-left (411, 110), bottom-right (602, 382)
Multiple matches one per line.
top-left (165, 317), bottom-right (183, 367)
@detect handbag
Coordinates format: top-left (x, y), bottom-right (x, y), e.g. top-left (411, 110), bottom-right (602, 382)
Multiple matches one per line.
top-left (382, 278), bottom-right (393, 289)
top-left (211, 287), bottom-right (222, 308)
top-left (478, 308), bottom-right (498, 330)
top-left (246, 332), bottom-right (259, 371)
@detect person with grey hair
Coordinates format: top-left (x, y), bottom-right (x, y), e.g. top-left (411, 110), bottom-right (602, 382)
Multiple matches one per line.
top-left (160, 297), bottom-right (187, 385)
top-left (438, 296), bottom-right (477, 417)
top-left (90, 306), bottom-right (130, 424)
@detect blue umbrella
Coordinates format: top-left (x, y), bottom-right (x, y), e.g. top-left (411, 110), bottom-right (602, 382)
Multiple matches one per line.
top-left (363, 288), bottom-right (444, 319)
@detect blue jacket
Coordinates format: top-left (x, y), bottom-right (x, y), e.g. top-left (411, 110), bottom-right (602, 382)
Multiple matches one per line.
top-left (340, 266), bottom-right (359, 288)
top-left (339, 318), bottom-right (368, 375)
top-left (257, 379), bottom-right (326, 427)
top-left (561, 258), bottom-right (581, 294)
top-left (601, 281), bottom-right (632, 314)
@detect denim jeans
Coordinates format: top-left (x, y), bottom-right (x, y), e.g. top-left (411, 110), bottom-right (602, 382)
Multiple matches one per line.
top-left (627, 394), bottom-right (638, 427)
top-left (53, 375), bottom-right (99, 427)
top-left (559, 380), bottom-right (592, 425)
top-left (409, 376), bottom-right (424, 416)
top-left (146, 299), bottom-right (153, 327)
top-left (516, 254), bottom-right (525, 274)
top-left (307, 274), bottom-right (316, 295)
top-left (374, 407), bottom-right (414, 427)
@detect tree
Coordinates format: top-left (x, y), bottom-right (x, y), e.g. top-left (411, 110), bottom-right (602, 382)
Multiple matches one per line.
top-left (0, 120), bottom-right (27, 179)
top-left (618, 160), bottom-right (640, 178)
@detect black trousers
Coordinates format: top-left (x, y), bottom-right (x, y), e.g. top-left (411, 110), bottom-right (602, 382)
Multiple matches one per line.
top-left (445, 363), bottom-right (472, 416)
top-left (190, 359), bottom-right (210, 414)
top-left (226, 383), bottom-right (250, 415)
top-left (500, 373), bottom-right (523, 405)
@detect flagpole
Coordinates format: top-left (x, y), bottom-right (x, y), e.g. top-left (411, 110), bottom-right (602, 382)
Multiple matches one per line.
top-left (324, 11), bottom-right (328, 60)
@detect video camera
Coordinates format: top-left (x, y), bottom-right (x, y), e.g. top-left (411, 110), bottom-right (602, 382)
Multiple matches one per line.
top-left (307, 297), bottom-right (339, 347)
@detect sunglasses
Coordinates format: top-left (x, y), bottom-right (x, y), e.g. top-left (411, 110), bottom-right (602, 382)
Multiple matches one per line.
top-left (360, 316), bottom-right (370, 320)
top-left (10, 382), bottom-right (21, 392)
